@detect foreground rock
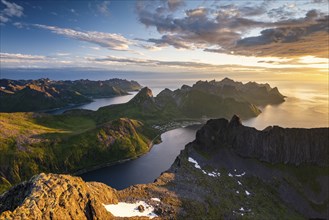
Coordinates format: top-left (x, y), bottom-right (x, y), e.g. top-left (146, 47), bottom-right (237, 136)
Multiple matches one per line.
top-left (0, 173), bottom-right (116, 219)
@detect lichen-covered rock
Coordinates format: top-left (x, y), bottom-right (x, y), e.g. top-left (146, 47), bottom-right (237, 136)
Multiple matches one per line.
top-left (0, 173), bottom-right (117, 219)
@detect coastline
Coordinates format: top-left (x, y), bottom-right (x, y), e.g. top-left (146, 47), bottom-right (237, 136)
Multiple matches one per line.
top-left (39, 92), bottom-right (139, 114)
top-left (72, 122), bottom-right (203, 177)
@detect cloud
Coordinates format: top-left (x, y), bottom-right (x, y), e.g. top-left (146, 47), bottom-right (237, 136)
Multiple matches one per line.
top-left (55, 53), bottom-right (71, 56)
top-left (136, 1), bottom-right (329, 58)
top-left (70, 8), bottom-right (78, 16)
top-left (90, 55), bottom-right (223, 69)
top-left (13, 21), bottom-right (23, 28)
top-left (311, 0), bottom-right (328, 3)
top-left (34, 24), bottom-right (132, 51)
top-left (0, 52), bottom-right (77, 68)
top-left (167, 0), bottom-right (185, 11)
top-left (0, 0), bottom-right (24, 24)
top-left (235, 15), bottom-right (329, 58)
top-left (136, 1), bottom-right (267, 50)
top-left (0, 52), bottom-right (45, 61)
top-left (97, 1), bottom-right (111, 16)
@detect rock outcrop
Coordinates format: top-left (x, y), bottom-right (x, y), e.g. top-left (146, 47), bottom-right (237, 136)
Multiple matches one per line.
top-left (195, 115), bottom-right (329, 166)
top-left (0, 173), bottom-right (116, 219)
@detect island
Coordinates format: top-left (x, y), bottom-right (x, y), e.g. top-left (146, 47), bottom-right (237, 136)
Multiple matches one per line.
top-left (0, 78), bottom-right (142, 112)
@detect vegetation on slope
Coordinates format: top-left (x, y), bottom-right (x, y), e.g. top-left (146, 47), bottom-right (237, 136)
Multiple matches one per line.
top-left (0, 112), bottom-right (157, 193)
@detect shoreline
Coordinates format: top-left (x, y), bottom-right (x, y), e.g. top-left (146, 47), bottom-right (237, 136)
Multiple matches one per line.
top-left (72, 121), bottom-right (202, 177)
top-left (73, 134), bottom-right (161, 176)
top-left (39, 92), bottom-right (139, 114)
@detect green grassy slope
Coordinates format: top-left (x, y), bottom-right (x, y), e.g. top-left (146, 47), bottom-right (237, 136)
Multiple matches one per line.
top-left (0, 112), bottom-right (157, 193)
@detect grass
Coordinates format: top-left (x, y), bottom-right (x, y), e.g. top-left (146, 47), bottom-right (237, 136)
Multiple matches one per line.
top-left (0, 111), bottom-right (157, 194)
top-left (264, 162), bottom-right (329, 195)
top-left (174, 153), bottom-right (304, 220)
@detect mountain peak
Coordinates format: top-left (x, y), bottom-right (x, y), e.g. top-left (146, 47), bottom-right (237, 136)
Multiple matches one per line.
top-left (221, 77), bottom-right (234, 83)
top-left (129, 87), bottom-right (155, 105)
top-left (229, 115), bottom-right (242, 127)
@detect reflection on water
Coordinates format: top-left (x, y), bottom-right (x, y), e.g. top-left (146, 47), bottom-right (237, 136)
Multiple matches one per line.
top-left (243, 83), bottom-right (328, 129)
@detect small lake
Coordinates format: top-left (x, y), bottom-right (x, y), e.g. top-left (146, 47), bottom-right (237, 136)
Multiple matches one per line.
top-left (79, 125), bottom-right (200, 190)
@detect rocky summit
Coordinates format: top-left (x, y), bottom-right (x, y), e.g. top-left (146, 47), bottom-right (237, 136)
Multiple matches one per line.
top-left (1, 116), bottom-right (328, 219)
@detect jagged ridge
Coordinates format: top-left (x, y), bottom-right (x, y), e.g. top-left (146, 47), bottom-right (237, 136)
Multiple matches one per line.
top-left (195, 115), bottom-right (329, 166)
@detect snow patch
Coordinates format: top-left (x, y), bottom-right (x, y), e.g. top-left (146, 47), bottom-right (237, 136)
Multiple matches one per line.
top-left (235, 172), bottom-right (246, 177)
top-left (103, 201), bottom-right (157, 218)
top-left (188, 157), bottom-right (220, 177)
top-left (208, 171), bottom-right (220, 177)
top-left (245, 190), bottom-right (251, 196)
top-left (228, 173), bottom-right (233, 177)
top-left (188, 157), bottom-right (201, 169)
top-left (237, 181), bottom-right (242, 185)
top-left (151, 198), bottom-right (161, 202)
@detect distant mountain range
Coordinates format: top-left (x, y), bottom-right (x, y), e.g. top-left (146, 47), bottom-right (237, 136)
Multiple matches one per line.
top-left (191, 77), bottom-right (285, 105)
top-left (0, 78), bottom-right (141, 112)
top-left (99, 78), bottom-right (285, 121)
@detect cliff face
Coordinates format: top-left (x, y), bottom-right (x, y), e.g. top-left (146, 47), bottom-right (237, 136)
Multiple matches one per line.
top-left (196, 115), bottom-right (329, 166)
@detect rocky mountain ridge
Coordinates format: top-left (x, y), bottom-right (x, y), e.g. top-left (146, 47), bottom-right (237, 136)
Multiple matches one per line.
top-left (195, 115), bottom-right (329, 166)
top-left (0, 78), bottom-right (142, 112)
top-left (191, 78), bottom-right (285, 105)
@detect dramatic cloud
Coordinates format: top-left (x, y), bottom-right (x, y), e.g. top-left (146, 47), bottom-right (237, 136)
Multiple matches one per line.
top-left (0, 0), bottom-right (23, 24)
top-left (136, 0), bottom-right (329, 58)
top-left (34, 24), bottom-right (132, 51)
top-left (234, 15), bottom-right (329, 58)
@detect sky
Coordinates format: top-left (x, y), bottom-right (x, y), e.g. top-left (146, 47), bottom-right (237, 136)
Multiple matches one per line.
top-left (0, 0), bottom-right (328, 83)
